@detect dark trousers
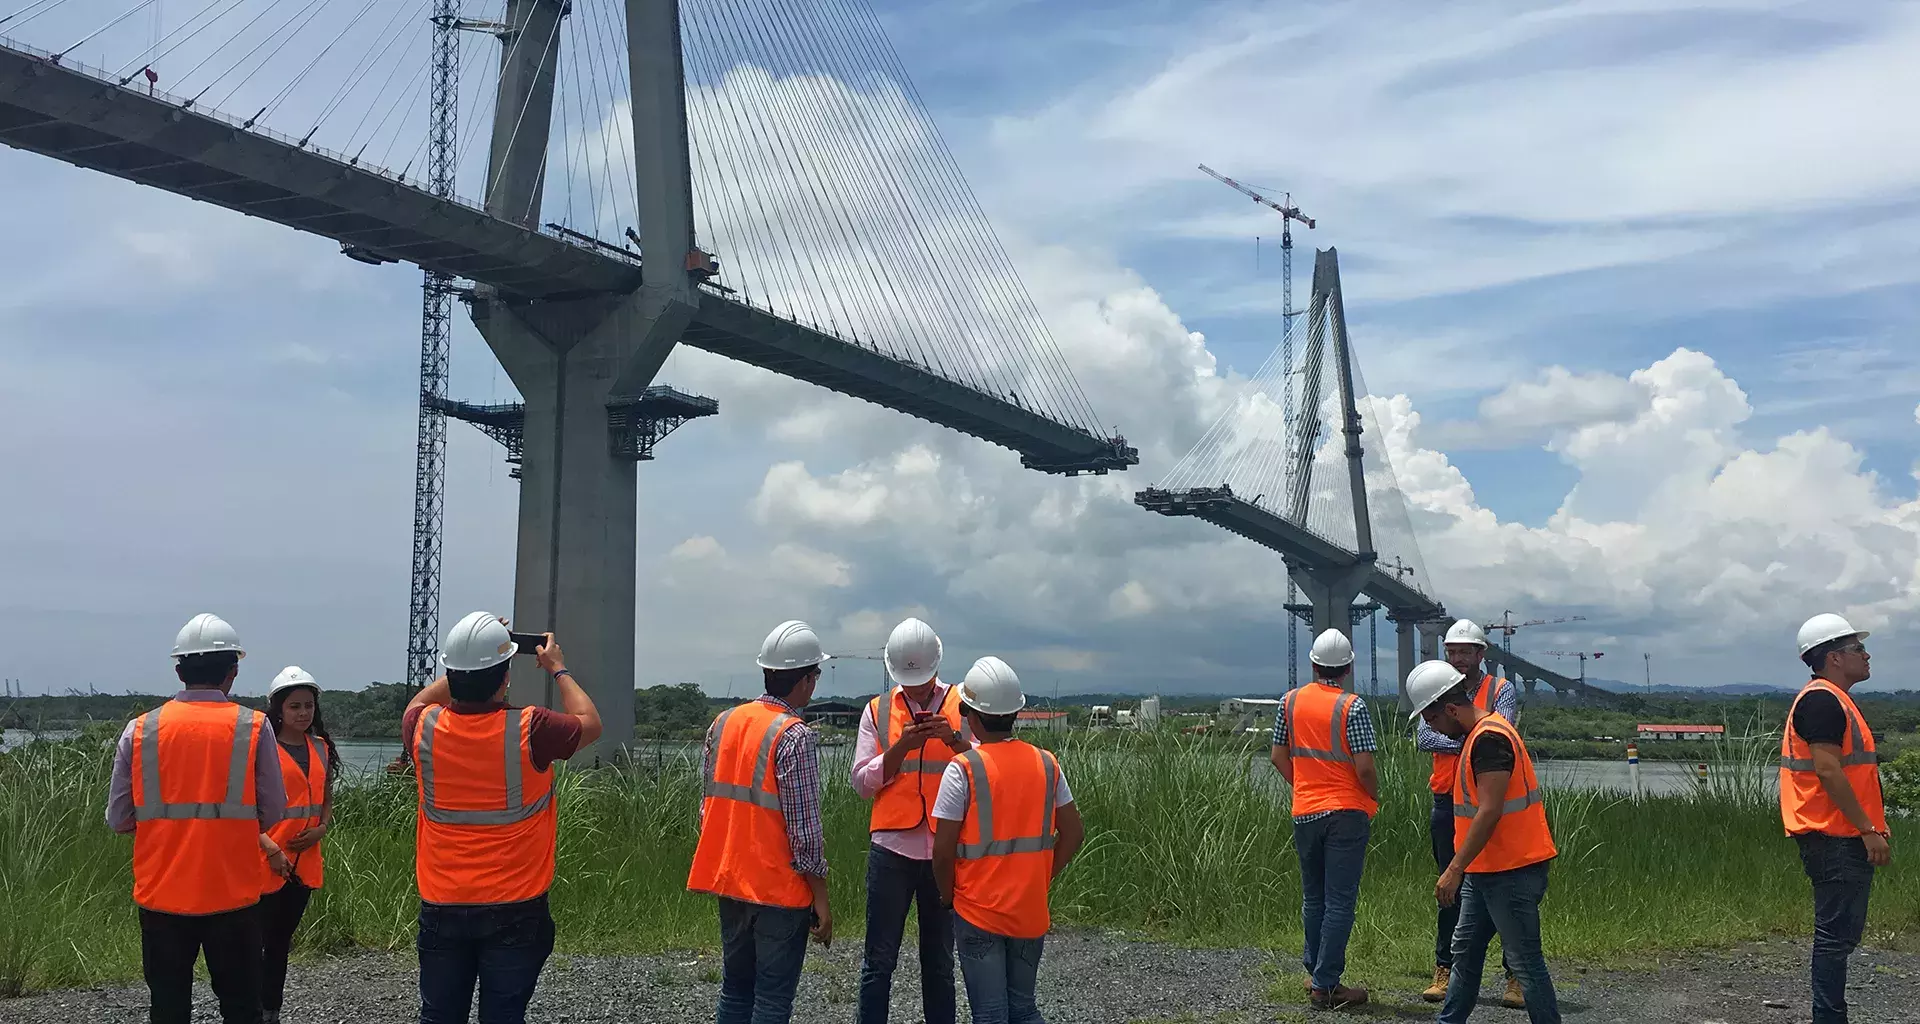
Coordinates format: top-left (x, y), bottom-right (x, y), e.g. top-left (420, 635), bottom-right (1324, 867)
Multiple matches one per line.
top-left (1796, 833), bottom-right (1875, 1024)
top-left (139, 904), bottom-right (264, 1024)
top-left (717, 896), bottom-right (813, 1024)
top-left (1294, 810), bottom-right (1370, 990)
top-left (858, 844), bottom-right (956, 1024)
top-left (1438, 862), bottom-right (1560, 1024)
top-left (259, 881), bottom-right (312, 1014)
top-left (417, 895), bottom-right (556, 1024)
top-left (1431, 793), bottom-right (1509, 976)
top-left (953, 913), bottom-right (1045, 1024)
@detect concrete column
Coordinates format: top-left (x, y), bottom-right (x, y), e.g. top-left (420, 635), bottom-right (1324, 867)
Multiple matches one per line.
top-left (471, 288), bottom-right (694, 763)
top-left (1290, 561), bottom-right (1373, 693)
top-left (487, 0), bottom-right (568, 226)
top-left (627, 0), bottom-right (698, 300)
top-left (1418, 622), bottom-right (1441, 661)
top-left (1392, 614), bottom-right (1417, 714)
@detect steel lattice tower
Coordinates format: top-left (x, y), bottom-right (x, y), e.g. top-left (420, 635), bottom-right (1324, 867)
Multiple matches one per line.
top-left (1283, 208), bottom-right (1299, 688)
top-left (407, 2), bottom-right (459, 689)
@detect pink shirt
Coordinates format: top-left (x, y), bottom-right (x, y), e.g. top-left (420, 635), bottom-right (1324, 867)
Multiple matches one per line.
top-left (851, 681), bottom-right (971, 860)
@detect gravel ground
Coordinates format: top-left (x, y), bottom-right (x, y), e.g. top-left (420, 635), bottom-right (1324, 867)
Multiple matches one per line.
top-left (6, 933), bottom-right (1920, 1023)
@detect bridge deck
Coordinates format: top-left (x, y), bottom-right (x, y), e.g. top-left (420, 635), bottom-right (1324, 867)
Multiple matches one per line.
top-left (1135, 485), bottom-right (1444, 615)
top-left (0, 38), bottom-right (1134, 476)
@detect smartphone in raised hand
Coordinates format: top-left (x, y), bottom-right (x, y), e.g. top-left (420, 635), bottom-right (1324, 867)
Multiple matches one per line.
top-left (508, 631), bottom-right (548, 655)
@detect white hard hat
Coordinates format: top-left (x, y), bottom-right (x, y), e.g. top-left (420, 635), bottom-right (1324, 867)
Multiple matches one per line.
top-left (958, 656), bottom-right (1026, 716)
top-left (1309, 628), bottom-right (1355, 668)
top-left (1405, 659), bottom-right (1468, 720)
top-left (884, 617), bottom-right (942, 686)
top-left (441, 611), bottom-right (516, 672)
top-left (757, 620), bottom-right (830, 671)
top-left (270, 666), bottom-right (319, 698)
top-left (173, 613), bottom-right (246, 659)
top-left (1798, 613), bottom-right (1868, 656)
top-left (1444, 619), bottom-right (1488, 648)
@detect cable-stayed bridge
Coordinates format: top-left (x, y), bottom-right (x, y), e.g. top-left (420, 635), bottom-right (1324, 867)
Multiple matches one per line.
top-left (0, 0), bottom-right (1136, 756)
top-left (1137, 248), bottom-right (1614, 709)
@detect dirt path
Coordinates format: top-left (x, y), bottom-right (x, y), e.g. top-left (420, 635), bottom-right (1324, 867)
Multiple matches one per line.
top-left (4, 933), bottom-right (1917, 1023)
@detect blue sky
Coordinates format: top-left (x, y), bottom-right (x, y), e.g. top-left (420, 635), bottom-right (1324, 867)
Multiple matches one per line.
top-left (2, 0), bottom-right (1917, 699)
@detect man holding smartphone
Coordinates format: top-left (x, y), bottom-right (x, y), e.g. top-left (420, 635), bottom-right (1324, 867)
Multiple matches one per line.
top-left (851, 618), bottom-right (971, 1024)
top-left (402, 612), bottom-right (602, 1024)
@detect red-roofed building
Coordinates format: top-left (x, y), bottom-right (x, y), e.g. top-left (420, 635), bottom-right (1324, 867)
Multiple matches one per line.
top-left (1015, 709), bottom-right (1069, 733)
top-left (1636, 724), bottom-right (1726, 742)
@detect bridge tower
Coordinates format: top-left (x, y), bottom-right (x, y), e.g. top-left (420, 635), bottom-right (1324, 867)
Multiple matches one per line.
top-left (468, 0), bottom-right (699, 759)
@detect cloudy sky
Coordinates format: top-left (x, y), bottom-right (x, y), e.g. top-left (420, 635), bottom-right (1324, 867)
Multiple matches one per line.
top-left (3, 0), bottom-right (1917, 700)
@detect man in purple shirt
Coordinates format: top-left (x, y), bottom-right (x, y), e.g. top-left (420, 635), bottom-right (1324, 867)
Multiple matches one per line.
top-left (105, 613), bottom-right (287, 1024)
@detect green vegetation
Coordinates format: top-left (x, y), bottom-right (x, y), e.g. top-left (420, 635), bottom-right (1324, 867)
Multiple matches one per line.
top-left (4, 730), bottom-right (1917, 997)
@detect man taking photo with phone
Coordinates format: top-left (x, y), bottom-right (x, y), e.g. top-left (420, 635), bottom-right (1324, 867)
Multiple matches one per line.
top-left (402, 612), bottom-right (601, 1024)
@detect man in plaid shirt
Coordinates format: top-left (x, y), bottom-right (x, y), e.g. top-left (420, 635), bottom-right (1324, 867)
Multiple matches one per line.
top-left (690, 621), bottom-right (833, 1024)
top-left (1270, 628), bottom-right (1380, 1010)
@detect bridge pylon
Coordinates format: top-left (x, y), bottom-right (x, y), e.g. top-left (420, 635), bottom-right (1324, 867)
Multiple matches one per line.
top-left (469, 0), bottom-right (699, 761)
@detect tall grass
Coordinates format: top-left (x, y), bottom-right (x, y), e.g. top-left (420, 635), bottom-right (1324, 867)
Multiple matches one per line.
top-left (3, 730), bottom-right (1915, 995)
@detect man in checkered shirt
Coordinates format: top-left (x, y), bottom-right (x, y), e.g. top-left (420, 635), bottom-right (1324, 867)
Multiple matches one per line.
top-left (1270, 628), bottom-right (1380, 1010)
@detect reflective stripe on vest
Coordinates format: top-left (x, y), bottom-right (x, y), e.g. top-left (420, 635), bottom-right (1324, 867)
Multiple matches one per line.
top-left (1780, 679), bottom-right (1887, 837)
top-left (701, 705), bottom-right (795, 811)
top-left (955, 747), bottom-right (1059, 860)
top-left (1283, 687), bottom-right (1356, 763)
top-left (417, 706), bottom-right (552, 825)
top-left (133, 703), bottom-right (256, 821)
top-left (1781, 696), bottom-right (1879, 770)
top-left (1450, 715), bottom-right (1558, 873)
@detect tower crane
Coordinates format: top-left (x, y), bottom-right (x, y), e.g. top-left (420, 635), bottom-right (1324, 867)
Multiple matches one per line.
top-left (1199, 163), bottom-right (1315, 687)
top-left (1543, 651), bottom-right (1605, 688)
top-left (827, 650), bottom-right (887, 695)
top-left (1484, 612), bottom-right (1587, 657)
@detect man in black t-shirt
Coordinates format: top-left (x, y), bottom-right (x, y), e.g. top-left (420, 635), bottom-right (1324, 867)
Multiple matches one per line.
top-left (1783, 612), bottom-right (1889, 1024)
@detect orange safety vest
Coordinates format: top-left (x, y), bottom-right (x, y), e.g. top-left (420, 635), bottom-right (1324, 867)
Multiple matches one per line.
top-left (687, 700), bottom-right (814, 910)
top-left (952, 741), bottom-right (1061, 940)
top-left (1453, 715), bottom-right (1557, 873)
top-left (1280, 683), bottom-right (1378, 818)
top-left (261, 736), bottom-right (328, 893)
top-left (1430, 674), bottom-right (1510, 793)
top-left (868, 683), bottom-right (966, 833)
top-left (129, 699), bottom-right (267, 915)
top-left (412, 706), bottom-right (556, 905)
top-left (1780, 679), bottom-right (1886, 837)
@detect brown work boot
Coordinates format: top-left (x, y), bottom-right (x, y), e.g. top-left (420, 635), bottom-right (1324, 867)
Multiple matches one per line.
top-left (1310, 984), bottom-right (1369, 1010)
top-left (1501, 973), bottom-right (1526, 1009)
top-left (1421, 965), bottom-right (1450, 1002)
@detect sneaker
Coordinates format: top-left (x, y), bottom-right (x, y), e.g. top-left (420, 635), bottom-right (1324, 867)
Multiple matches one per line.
top-left (1501, 973), bottom-right (1527, 1009)
top-left (1310, 984), bottom-right (1369, 1010)
top-left (1421, 965), bottom-right (1450, 1003)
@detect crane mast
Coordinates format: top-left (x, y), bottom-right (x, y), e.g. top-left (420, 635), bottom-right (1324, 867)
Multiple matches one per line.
top-left (1199, 164), bottom-right (1315, 685)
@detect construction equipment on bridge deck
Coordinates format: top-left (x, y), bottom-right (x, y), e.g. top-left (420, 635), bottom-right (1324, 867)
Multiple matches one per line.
top-left (1483, 612), bottom-right (1587, 658)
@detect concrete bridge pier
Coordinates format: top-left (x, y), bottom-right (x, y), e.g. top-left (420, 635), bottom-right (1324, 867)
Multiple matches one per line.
top-left (1287, 558), bottom-right (1374, 692)
top-left (462, 0), bottom-right (699, 761)
top-left (1387, 610), bottom-right (1418, 713)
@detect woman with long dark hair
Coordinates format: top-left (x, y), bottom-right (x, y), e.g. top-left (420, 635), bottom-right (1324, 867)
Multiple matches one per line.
top-left (258, 666), bottom-right (340, 1024)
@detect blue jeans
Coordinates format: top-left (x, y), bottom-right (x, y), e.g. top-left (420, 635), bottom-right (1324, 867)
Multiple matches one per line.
top-left (1796, 833), bottom-right (1875, 1024)
top-left (953, 912), bottom-right (1045, 1024)
top-left (1438, 862), bottom-right (1559, 1024)
top-left (1295, 809), bottom-right (1370, 990)
top-left (858, 844), bottom-right (956, 1024)
top-left (1432, 793), bottom-right (1508, 976)
top-left (417, 895), bottom-right (555, 1024)
top-left (716, 897), bottom-right (813, 1024)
